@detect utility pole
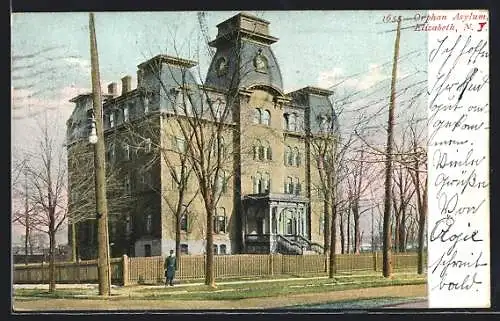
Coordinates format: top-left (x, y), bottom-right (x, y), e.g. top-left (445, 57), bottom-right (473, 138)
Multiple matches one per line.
top-left (24, 169), bottom-right (29, 265)
top-left (382, 17), bottom-right (401, 278)
top-left (89, 12), bottom-right (111, 296)
top-left (371, 207), bottom-right (374, 252)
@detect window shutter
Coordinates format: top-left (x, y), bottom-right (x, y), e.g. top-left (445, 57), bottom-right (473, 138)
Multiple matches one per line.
top-left (253, 145), bottom-right (258, 160)
top-left (259, 146), bottom-right (264, 160)
top-left (297, 152), bottom-right (301, 166)
top-left (267, 147), bottom-right (272, 160)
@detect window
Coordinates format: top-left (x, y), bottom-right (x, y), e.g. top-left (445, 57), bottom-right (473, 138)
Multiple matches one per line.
top-left (284, 176), bottom-right (293, 194)
top-left (289, 113), bottom-right (297, 131)
top-left (253, 140), bottom-right (260, 160)
top-left (145, 214), bottom-right (152, 233)
top-left (216, 171), bottom-right (227, 193)
top-left (213, 244), bottom-right (218, 255)
top-left (141, 170), bottom-right (152, 188)
top-left (180, 244), bottom-right (189, 254)
top-left (262, 140), bottom-right (271, 160)
top-left (180, 213), bottom-right (188, 232)
top-left (283, 113), bottom-right (290, 131)
top-left (219, 244), bottom-right (227, 255)
top-left (124, 175), bottom-right (131, 194)
top-left (253, 108), bottom-right (261, 124)
top-left (124, 143), bottom-right (130, 161)
top-left (319, 115), bottom-right (330, 132)
top-left (294, 147), bottom-right (300, 167)
top-left (109, 112), bottom-right (115, 128)
top-left (71, 191), bottom-right (78, 204)
top-left (294, 178), bottom-right (302, 195)
top-left (145, 138), bottom-right (152, 153)
top-left (214, 208), bottom-right (226, 233)
top-left (285, 146), bottom-right (293, 166)
top-left (175, 137), bottom-right (186, 153)
top-left (286, 218), bottom-right (293, 235)
top-left (263, 172), bottom-right (270, 193)
top-left (107, 144), bottom-right (115, 163)
top-left (253, 172), bottom-right (262, 194)
top-left (262, 109), bottom-right (271, 126)
top-left (123, 105), bottom-right (129, 122)
top-left (144, 244), bottom-right (151, 257)
top-left (144, 95), bottom-right (149, 114)
top-left (213, 99), bottom-right (225, 120)
top-left (125, 215), bottom-right (132, 235)
top-left (258, 145), bottom-right (265, 161)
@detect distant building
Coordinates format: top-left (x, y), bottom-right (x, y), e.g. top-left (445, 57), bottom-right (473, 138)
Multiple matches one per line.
top-left (66, 12), bottom-right (339, 258)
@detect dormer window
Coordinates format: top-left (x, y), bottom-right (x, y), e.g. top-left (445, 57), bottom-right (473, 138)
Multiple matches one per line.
top-left (254, 49), bottom-right (268, 73)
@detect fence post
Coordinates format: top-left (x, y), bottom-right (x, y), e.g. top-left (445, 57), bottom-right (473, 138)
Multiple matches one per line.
top-left (269, 254), bottom-right (274, 276)
top-left (122, 254), bottom-right (129, 286)
top-left (373, 252), bottom-right (377, 271)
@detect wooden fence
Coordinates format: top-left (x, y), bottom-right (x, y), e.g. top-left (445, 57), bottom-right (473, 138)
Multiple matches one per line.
top-left (13, 253), bottom-right (426, 285)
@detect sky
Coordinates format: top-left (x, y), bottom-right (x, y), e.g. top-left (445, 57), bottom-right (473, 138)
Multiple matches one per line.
top-left (11, 10), bottom-right (428, 246)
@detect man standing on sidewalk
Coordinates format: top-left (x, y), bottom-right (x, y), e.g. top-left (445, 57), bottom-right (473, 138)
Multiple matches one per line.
top-left (164, 250), bottom-right (176, 286)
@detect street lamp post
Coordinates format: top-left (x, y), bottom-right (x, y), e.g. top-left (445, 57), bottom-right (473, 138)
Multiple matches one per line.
top-left (89, 12), bottom-right (111, 296)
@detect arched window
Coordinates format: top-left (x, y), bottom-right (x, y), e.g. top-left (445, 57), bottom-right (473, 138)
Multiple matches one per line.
top-left (286, 218), bottom-right (293, 235)
top-left (263, 172), bottom-right (270, 193)
top-left (219, 244), bottom-right (227, 255)
top-left (287, 146), bottom-right (294, 166)
top-left (262, 109), bottom-right (271, 126)
top-left (253, 172), bottom-right (262, 194)
top-left (253, 108), bottom-right (261, 124)
top-left (284, 176), bottom-right (293, 194)
top-left (253, 139), bottom-right (261, 160)
top-left (262, 140), bottom-right (271, 160)
top-left (293, 147), bottom-right (300, 166)
top-left (319, 114), bottom-right (329, 132)
top-left (284, 145), bottom-right (292, 166)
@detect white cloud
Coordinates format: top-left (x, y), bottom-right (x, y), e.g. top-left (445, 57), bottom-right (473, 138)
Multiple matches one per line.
top-left (317, 64), bottom-right (389, 91)
top-left (317, 67), bottom-right (345, 89)
top-left (64, 57), bottom-right (91, 73)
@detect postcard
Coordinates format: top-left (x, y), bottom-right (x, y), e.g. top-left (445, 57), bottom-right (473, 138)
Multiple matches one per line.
top-left (11, 9), bottom-right (489, 311)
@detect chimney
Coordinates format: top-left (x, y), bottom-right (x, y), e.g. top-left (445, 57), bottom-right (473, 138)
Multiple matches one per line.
top-left (107, 82), bottom-right (117, 96)
top-left (137, 69), bottom-right (143, 88)
top-left (121, 75), bottom-right (132, 95)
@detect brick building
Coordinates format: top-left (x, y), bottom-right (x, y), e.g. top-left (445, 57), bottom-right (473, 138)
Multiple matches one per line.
top-left (67, 12), bottom-right (339, 258)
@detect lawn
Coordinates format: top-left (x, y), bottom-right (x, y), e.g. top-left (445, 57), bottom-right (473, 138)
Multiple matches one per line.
top-left (14, 272), bottom-right (426, 301)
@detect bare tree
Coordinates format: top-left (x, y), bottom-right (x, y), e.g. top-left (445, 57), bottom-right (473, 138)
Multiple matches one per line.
top-left (405, 120), bottom-right (427, 274)
top-left (66, 140), bottom-right (133, 260)
top-left (23, 119), bottom-right (68, 293)
top-left (390, 154), bottom-right (415, 253)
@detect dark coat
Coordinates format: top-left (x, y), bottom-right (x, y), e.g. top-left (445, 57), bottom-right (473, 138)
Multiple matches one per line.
top-left (164, 255), bottom-right (176, 279)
